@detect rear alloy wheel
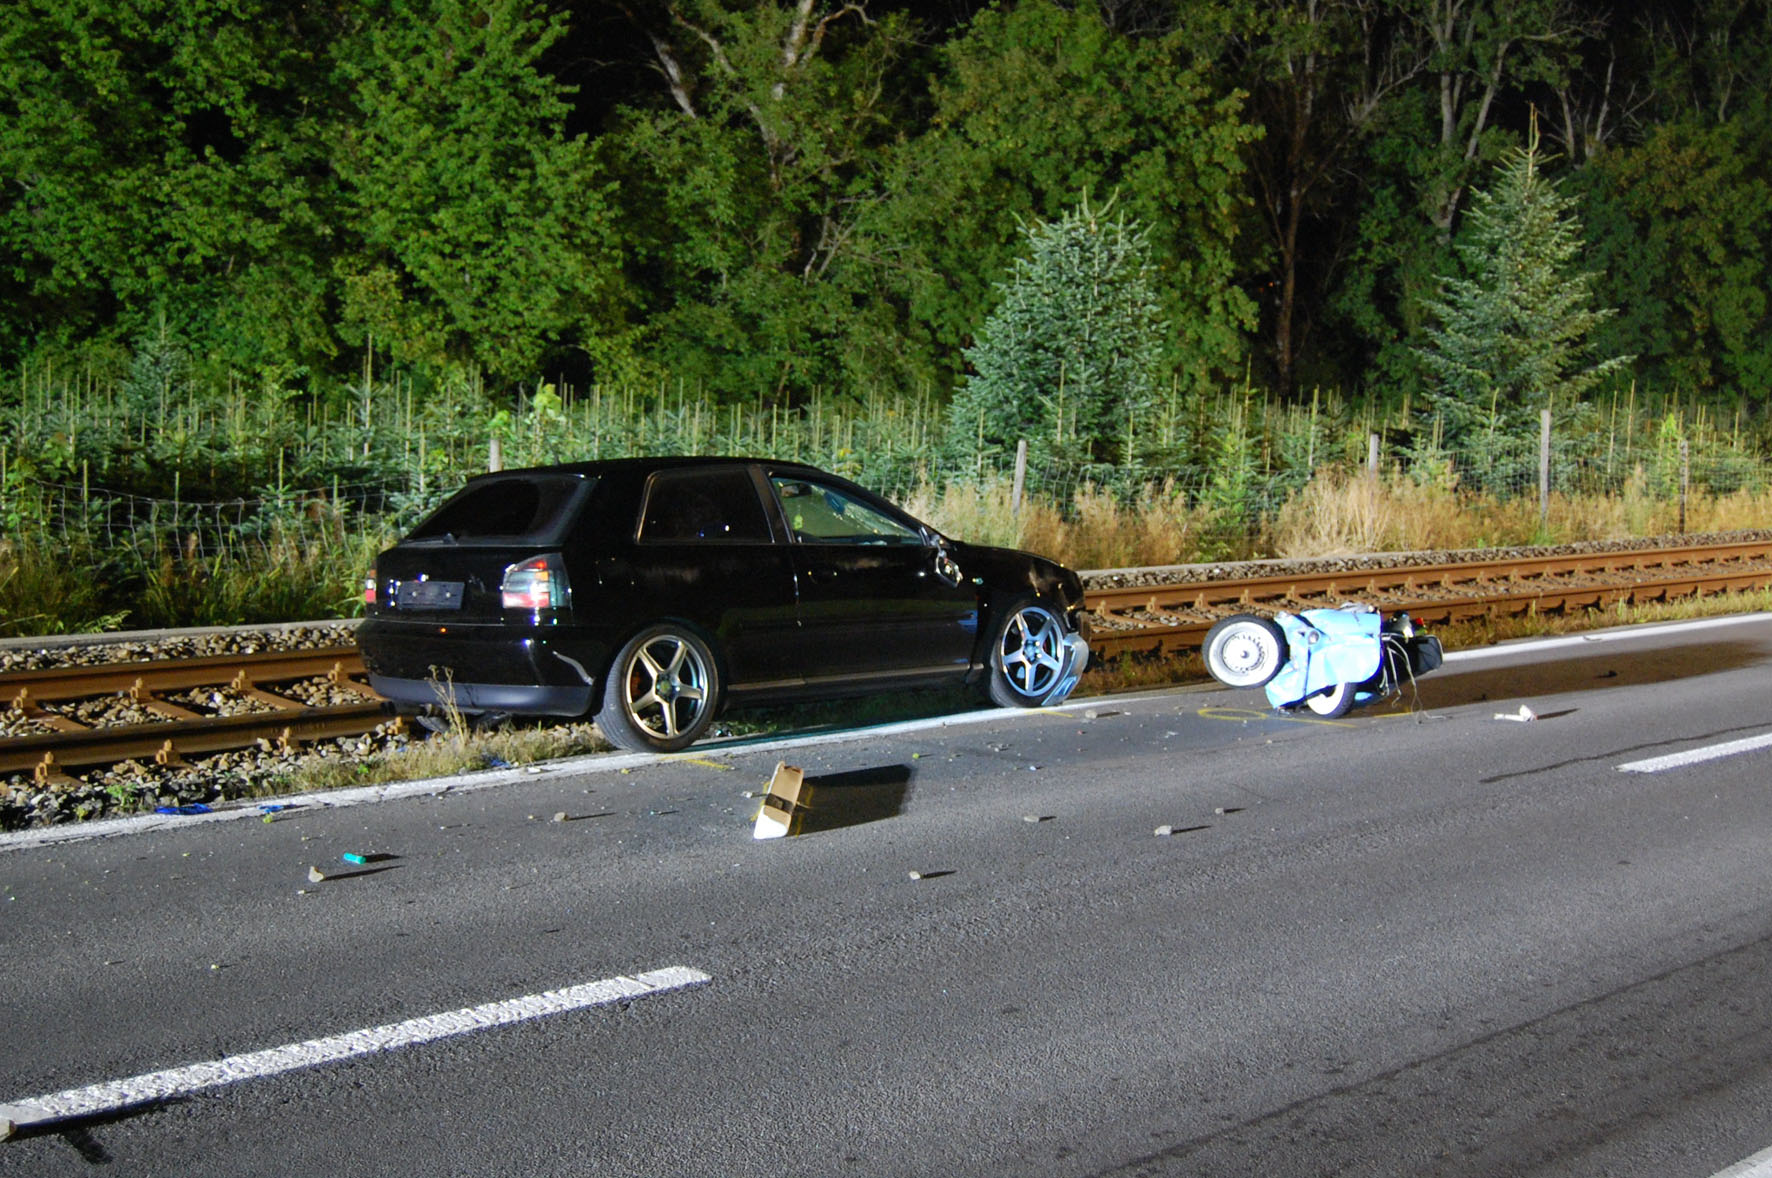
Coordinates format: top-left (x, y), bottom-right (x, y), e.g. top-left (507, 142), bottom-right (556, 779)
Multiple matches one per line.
top-left (598, 624), bottom-right (721, 752)
top-left (1202, 614), bottom-right (1287, 688)
top-left (1302, 680), bottom-right (1356, 718)
top-left (988, 598), bottom-right (1070, 708)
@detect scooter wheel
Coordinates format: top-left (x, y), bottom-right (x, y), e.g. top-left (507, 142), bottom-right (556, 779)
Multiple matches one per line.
top-left (1203, 614), bottom-right (1287, 688)
top-left (1302, 680), bottom-right (1356, 718)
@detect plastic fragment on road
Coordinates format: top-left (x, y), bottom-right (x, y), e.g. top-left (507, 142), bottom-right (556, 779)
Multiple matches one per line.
top-left (1154, 825), bottom-right (1174, 837)
top-left (154, 804), bottom-right (212, 816)
top-left (752, 762), bottom-right (809, 840)
top-left (1494, 704), bottom-right (1538, 722)
top-left (307, 866), bottom-right (326, 884)
top-left (341, 853), bottom-right (368, 865)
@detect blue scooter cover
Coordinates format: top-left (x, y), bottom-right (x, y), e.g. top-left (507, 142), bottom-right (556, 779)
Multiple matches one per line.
top-left (1263, 607), bottom-right (1383, 709)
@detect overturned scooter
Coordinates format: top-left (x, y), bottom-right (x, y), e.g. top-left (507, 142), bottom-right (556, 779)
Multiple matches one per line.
top-left (1202, 603), bottom-right (1443, 717)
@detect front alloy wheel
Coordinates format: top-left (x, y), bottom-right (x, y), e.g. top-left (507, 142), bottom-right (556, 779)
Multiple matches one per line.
top-left (988, 598), bottom-right (1069, 708)
top-left (599, 624), bottom-right (721, 752)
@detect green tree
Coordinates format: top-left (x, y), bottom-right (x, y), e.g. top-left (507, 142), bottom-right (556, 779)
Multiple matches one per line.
top-left (598, 0), bottom-right (922, 399)
top-left (1415, 124), bottom-right (1629, 490)
top-left (880, 0), bottom-right (1257, 397)
top-left (944, 197), bottom-right (1165, 473)
top-left (1578, 117), bottom-right (1772, 401)
top-left (330, 0), bottom-right (622, 383)
top-left (0, 0), bottom-right (343, 376)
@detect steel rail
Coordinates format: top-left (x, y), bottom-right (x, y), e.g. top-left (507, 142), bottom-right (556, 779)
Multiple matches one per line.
top-left (1083, 538), bottom-right (1772, 658)
top-left (1, 647), bottom-right (387, 786)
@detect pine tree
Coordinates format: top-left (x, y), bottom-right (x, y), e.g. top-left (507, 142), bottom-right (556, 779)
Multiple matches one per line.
top-left (1415, 119), bottom-right (1630, 492)
top-left (944, 196), bottom-right (1165, 476)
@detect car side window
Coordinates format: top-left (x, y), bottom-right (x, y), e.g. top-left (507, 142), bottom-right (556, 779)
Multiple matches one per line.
top-left (770, 477), bottom-right (922, 545)
top-left (639, 468), bottom-right (772, 543)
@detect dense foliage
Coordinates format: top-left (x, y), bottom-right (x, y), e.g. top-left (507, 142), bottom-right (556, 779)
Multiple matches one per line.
top-left (3, 0), bottom-right (1766, 413)
top-left (6, 1), bottom-right (1772, 637)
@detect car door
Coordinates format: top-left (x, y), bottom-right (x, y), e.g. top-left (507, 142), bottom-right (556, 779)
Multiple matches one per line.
top-left (766, 471), bottom-right (978, 684)
top-left (624, 465), bottom-right (802, 690)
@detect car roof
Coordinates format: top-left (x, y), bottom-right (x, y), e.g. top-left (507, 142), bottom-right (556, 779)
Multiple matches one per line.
top-left (463, 456), bottom-right (827, 482)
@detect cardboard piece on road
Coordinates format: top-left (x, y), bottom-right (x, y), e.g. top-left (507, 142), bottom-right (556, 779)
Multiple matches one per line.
top-left (753, 762), bottom-right (810, 840)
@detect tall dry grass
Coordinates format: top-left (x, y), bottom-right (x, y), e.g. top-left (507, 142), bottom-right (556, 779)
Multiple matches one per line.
top-left (904, 477), bottom-right (1222, 569)
top-left (1269, 464), bottom-right (1772, 557)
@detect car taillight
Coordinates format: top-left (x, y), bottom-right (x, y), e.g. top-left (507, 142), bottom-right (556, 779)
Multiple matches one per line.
top-left (502, 555), bottom-right (569, 611)
top-left (363, 576), bottom-right (377, 607)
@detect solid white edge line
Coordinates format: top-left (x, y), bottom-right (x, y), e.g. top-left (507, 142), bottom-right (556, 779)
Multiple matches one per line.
top-left (1443, 611), bottom-right (1772, 662)
top-left (0, 966), bottom-right (709, 1135)
top-left (0, 696), bottom-right (1109, 851)
top-left (1618, 732), bottom-right (1772, 774)
top-left (1710, 1144), bottom-right (1772, 1178)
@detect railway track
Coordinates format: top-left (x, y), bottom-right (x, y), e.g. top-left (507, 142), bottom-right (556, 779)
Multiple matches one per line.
top-left (6, 536), bottom-right (1772, 792)
top-left (0, 648), bottom-right (387, 787)
top-left (1083, 536), bottom-right (1772, 659)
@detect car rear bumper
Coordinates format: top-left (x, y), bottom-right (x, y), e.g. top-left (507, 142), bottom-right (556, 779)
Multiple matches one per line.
top-left (357, 618), bottom-right (603, 717)
top-left (367, 674), bottom-right (595, 716)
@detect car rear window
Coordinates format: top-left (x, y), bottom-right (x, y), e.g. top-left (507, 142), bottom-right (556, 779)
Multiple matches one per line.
top-left (406, 474), bottom-right (592, 544)
top-left (639, 467), bottom-right (772, 543)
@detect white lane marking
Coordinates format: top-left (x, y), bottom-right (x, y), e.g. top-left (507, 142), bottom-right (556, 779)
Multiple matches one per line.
top-left (0, 966), bottom-right (709, 1136)
top-left (1710, 1145), bottom-right (1772, 1178)
top-left (1445, 612), bottom-right (1772, 663)
top-left (1618, 732), bottom-right (1772, 774)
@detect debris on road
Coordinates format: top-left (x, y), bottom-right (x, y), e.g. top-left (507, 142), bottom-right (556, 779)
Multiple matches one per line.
top-left (1495, 704), bottom-right (1538, 722)
top-left (307, 865), bottom-right (326, 883)
top-left (753, 762), bottom-right (809, 840)
top-left (1155, 825), bottom-right (1173, 837)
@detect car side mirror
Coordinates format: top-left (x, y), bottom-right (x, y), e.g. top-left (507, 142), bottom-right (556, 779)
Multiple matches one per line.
top-left (933, 543), bottom-right (962, 587)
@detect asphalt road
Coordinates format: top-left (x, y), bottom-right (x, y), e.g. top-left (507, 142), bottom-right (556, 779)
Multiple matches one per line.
top-left (5, 614), bottom-right (1772, 1177)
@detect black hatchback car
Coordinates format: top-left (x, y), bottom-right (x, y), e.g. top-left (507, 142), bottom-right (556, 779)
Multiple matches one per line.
top-left (357, 457), bottom-right (1090, 752)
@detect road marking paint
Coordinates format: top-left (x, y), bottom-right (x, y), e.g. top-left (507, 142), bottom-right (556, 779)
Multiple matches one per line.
top-left (1710, 1144), bottom-right (1772, 1178)
top-left (1197, 706), bottom-right (1355, 728)
top-left (0, 965), bottom-right (709, 1139)
top-left (663, 755), bottom-right (735, 771)
top-left (1444, 611), bottom-right (1772, 663)
top-left (1618, 732), bottom-right (1772, 774)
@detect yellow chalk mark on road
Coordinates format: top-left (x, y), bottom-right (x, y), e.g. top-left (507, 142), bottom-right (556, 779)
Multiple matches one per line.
top-left (1196, 706), bottom-right (1357, 728)
top-left (663, 755), bottom-right (735, 771)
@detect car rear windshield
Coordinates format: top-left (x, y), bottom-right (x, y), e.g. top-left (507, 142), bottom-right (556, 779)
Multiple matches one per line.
top-left (406, 474), bottom-right (593, 544)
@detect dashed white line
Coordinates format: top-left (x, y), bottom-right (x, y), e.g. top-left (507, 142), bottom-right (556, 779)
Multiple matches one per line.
top-left (1618, 732), bottom-right (1772, 774)
top-left (0, 965), bottom-right (709, 1139)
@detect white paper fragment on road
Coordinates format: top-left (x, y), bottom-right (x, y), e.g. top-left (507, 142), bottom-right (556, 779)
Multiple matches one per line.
top-left (1154, 825), bottom-right (1174, 837)
top-left (1494, 704), bottom-right (1537, 722)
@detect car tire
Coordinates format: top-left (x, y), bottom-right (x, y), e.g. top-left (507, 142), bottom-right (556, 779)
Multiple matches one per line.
top-left (986, 597), bottom-right (1072, 708)
top-left (1202, 614), bottom-right (1287, 688)
top-left (1302, 680), bottom-right (1356, 718)
top-left (598, 624), bottom-right (722, 752)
